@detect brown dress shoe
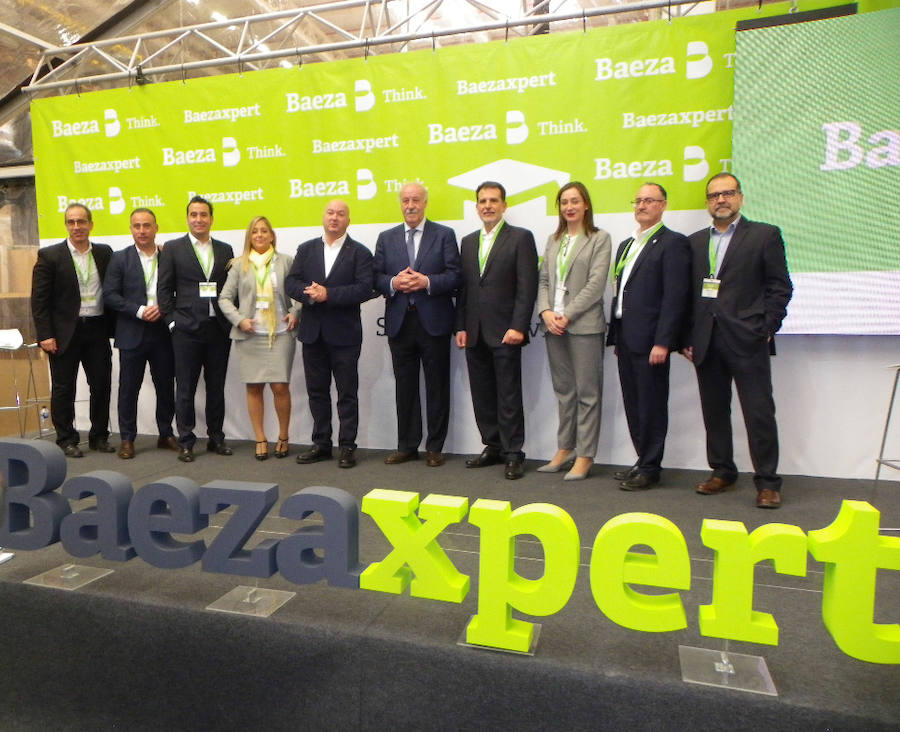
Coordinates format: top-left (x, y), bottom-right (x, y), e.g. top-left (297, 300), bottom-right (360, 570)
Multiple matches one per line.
top-left (118, 440), bottom-right (135, 459)
top-left (696, 476), bottom-right (736, 495)
top-left (384, 450), bottom-right (418, 465)
top-left (756, 488), bottom-right (781, 509)
top-left (425, 451), bottom-right (444, 467)
top-left (157, 435), bottom-right (180, 451)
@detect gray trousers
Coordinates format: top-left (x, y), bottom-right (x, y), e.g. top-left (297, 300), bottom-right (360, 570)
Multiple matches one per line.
top-left (545, 332), bottom-right (604, 458)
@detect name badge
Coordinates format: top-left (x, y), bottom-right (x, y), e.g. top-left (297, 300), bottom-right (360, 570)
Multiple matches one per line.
top-left (199, 282), bottom-right (217, 298)
top-left (81, 295), bottom-right (97, 304)
top-left (256, 297), bottom-right (270, 310)
top-left (702, 278), bottom-right (721, 298)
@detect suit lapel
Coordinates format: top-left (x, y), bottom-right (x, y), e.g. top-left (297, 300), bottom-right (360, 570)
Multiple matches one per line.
top-left (325, 238), bottom-right (349, 283)
top-left (628, 226), bottom-right (665, 279)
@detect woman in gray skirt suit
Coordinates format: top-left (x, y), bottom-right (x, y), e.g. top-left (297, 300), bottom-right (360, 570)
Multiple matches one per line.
top-left (219, 216), bottom-right (300, 460)
top-left (536, 182), bottom-right (611, 480)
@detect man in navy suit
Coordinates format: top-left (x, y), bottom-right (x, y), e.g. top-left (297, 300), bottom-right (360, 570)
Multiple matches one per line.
top-left (374, 182), bottom-right (461, 467)
top-left (103, 208), bottom-right (178, 459)
top-left (157, 196), bottom-right (234, 462)
top-left (31, 203), bottom-right (115, 457)
top-left (286, 199), bottom-right (374, 469)
top-left (683, 173), bottom-right (792, 509)
top-left (455, 181), bottom-right (538, 480)
top-left (606, 182), bottom-right (690, 490)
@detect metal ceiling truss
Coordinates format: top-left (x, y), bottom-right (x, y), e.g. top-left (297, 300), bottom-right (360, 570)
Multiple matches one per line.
top-left (23, 0), bottom-right (701, 94)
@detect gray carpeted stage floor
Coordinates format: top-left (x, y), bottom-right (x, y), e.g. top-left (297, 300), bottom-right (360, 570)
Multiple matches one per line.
top-left (1, 436), bottom-right (898, 731)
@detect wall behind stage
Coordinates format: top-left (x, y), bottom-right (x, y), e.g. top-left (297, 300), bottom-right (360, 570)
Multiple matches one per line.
top-left (32, 1), bottom-right (899, 481)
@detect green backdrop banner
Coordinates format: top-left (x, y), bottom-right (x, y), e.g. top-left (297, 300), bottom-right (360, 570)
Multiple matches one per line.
top-left (32, 0), bottom-right (839, 235)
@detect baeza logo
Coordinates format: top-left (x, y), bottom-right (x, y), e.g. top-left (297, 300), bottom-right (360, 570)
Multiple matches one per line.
top-left (355, 80), bottom-right (375, 112)
top-left (104, 109), bottom-right (121, 137)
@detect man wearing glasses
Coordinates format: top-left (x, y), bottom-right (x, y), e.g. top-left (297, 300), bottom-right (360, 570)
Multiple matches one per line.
top-left (682, 173), bottom-right (792, 509)
top-left (606, 183), bottom-right (690, 490)
top-left (31, 203), bottom-right (115, 457)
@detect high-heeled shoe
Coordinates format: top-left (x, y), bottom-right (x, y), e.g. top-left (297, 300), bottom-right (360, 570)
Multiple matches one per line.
top-left (536, 450), bottom-right (575, 473)
top-left (564, 457), bottom-right (593, 481)
top-left (274, 436), bottom-right (290, 458)
top-left (255, 440), bottom-right (269, 461)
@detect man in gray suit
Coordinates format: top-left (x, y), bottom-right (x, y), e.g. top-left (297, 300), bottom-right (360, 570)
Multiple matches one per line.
top-left (103, 208), bottom-right (178, 459)
top-left (455, 181), bottom-right (538, 480)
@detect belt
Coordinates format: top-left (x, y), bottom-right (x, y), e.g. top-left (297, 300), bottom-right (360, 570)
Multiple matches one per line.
top-left (77, 315), bottom-right (104, 324)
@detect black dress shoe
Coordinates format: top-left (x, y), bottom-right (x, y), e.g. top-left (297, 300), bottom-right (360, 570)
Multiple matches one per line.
top-left (384, 450), bottom-right (418, 465)
top-left (63, 444), bottom-right (84, 458)
top-left (297, 446), bottom-right (333, 464)
top-left (620, 473), bottom-right (660, 491)
top-left (504, 460), bottom-right (524, 480)
top-left (207, 441), bottom-right (233, 456)
top-left (466, 448), bottom-right (502, 468)
top-left (612, 465), bottom-right (639, 481)
top-left (89, 440), bottom-right (116, 453)
top-left (338, 447), bottom-right (356, 469)
top-left (178, 447), bottom-right (194, 463)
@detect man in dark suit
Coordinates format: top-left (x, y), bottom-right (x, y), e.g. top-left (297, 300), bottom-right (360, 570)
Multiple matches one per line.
top-left (103, 208), bottom-right (178, 459)
top-left (157, 195), bottom-right (234, 462)
top-left (374, 182), bottom-right (461, 467)
top-left (606, 183), bottom-right (691, 490)
top-left (31, 203), bottom-right (115, 457)
top-left (683, 173), bottom-right (792, 509)
top-left (455, 181), bottom-right (538, 480)
top-left (285, 199), bottom-right (374, 469)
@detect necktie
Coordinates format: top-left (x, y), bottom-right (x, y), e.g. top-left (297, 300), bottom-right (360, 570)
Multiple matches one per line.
top-left (406, 228), bottom-right (416, 268)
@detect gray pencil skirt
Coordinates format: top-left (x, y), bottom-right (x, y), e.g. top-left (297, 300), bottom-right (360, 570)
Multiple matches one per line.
top-left (234, 332), bottom-right (297, 384)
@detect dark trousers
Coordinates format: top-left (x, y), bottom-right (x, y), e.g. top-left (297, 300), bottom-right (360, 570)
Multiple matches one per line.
top-left (172, 319), bottom-right (231, 449)
top-left (302, 338), bottom-right (361, 450)
top-left (49, 316), bottom-right (111, 447)
top-left (695, 326), bottom-right (782, 491)
top-left (465, 334), bottom-right (525, 461)
top-left (116, 323), bottom-right (175, 442)
top-left (388, 309), bottom-right (451, 453)
top-left (616, 345), bottom-right (670, 478)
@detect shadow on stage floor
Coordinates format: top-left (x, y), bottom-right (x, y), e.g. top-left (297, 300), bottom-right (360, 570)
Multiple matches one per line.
top-left (1, 436), bottom-right (898, 731)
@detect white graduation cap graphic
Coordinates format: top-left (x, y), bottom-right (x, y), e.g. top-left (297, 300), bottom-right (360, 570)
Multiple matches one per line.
top-left (448, 159), bottom-right (570, 224)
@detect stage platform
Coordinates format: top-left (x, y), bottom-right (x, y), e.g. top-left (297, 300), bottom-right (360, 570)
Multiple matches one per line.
top-left (1, 437), bottom-right (898, 731)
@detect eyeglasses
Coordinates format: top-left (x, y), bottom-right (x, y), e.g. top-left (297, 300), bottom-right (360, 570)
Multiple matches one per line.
top-left (706, 189), bottom-right (739, 202)
top-left (631, 198), bottom-right (664, 206)
top-left (65, 218), bottom-right (90, 226)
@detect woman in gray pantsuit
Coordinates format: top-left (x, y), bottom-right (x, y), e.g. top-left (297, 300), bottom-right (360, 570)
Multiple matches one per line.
top-left (536, 182), bottom-right (612, 480)
top-left (219, 216), bottom-right (300, 460)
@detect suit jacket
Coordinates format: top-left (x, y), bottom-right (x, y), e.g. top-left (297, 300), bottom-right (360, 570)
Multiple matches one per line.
top-left (373, 220), bottom-right (461, 338)
top-left (157, 234), bottom-right (233, 335)
top-left (285, 235), bottom-right (374, 347)
top-left (537, 229), bottom-right (612, 336)
top-left (218, 252), bottom-right (300, 340)
top-left (32, 240), bottom-right (114, 354)
top-left (687, 216), bottom-right (792, 364)
top-left (606, 224), bottom-right (691, 354)
top-left (103, 244), bottom-right (168, 350)
top-left (455, 222), bottom-right (539, 346)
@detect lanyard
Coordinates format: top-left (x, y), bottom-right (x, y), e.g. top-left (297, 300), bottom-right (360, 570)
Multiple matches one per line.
top-left (478, 220), bottom-right (504, 272)
top-left (192, 242), bottom-right (213, 279)
top-left (556, 233), bottom-right (578, 284)
top-left (252, 260), bottom-right (273, 291)
top-left (142, 254), bottom-right (158, 290)
top-left (72, 250), bottom-right (94, 288)
top-left (612, 222), bottom-right (662, 281)
top-left (708, 233), bottom-right (723, 278)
